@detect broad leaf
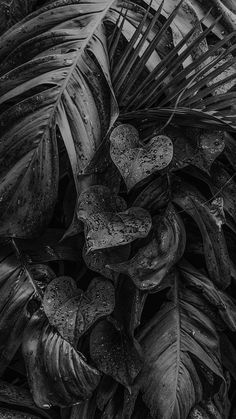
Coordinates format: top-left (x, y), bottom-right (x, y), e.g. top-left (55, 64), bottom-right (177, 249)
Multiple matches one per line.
top-left (110, 205), bottom-right (186, 291)
top-left (211, 162), bottom-right (236, 220)
top-left (179, 261), bottom-right (236, 332)
top-left (69, 396), bottom-right (96, 419)
top-left (43, 276), bottom-right (115, 345)
top-left (138, 269), bottom-right (224, 419)
top-left (78, 186), bottom-right (152, 251)
top-left (0, 0), bottom-right (38, 35)
top-left (131, 175), bottom-right (170, 214)
top-left (188, 400), bottom-right (222, 419)
top-left (0, 241), bottom-right (50, 375)
top-left (83, 243), bottom-right (130, 282)
top-left (22, 309), bottom-right (100, 408)
top-left (90, 319), bottom-right (143, 389)
top-left (0, 0), bottom-right (119, 237)
top-left (110, 124), bottom-right (173, 191)
top-left (172, 179), bottom-right (231, 289)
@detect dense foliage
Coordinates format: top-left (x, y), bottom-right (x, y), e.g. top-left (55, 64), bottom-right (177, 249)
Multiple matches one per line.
top-left (0, 0), bottom-right (236, 418)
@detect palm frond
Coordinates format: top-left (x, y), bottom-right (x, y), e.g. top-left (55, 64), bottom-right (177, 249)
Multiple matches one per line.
top-left (108, 2), bottom-right (236, 131)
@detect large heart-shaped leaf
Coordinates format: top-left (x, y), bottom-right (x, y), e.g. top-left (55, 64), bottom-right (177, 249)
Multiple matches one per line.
top-left (138, 269), bottom-right (224, 419)
top-left (90, 319), bottom-right (143, 389)
top-left (22, 309), bottom-right (100, 408)
top-left (78, 186), bottom-right (152, 251)
top-left (43, 276), bottom-right (115, 345)
top-left (172, 178), bottom-right (231, 289)
top-left (110, 124), bottom-right (173, 191)
top-left (109, 205), bottom-right (186, 291)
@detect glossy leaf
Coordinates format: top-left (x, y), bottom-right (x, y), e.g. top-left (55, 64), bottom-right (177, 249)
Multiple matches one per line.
top-left (110, 124), bottom-right (173, 191)
top-left (22, 309), bottom-right (100, 408)
top-left (172, 179), bottom-right (231, 289)
top-left (188, 400), bottom-right (222, 419)
top-left (138, 269), bottom-right (224, 419)
top-left (180, 260), bottom-right (236, 331)
top-left (109, 205), bottom-right (186, 291)
top-left (0, 0), bottom-right (38, 35)
top-left (172, 129), bottom-right (225, 173)
top-left (78, 186), bottom-right (152, 251)
top-left (83, 243), bottom-right (130, 282)
top-left (0, 241), bottom-right (43, 375)
top-left (0, 0), bottom-right (119, 237)
top-left (43, 276), bottom-right (115, 346)
top-left (90, 319), bottom-right (143, 389)
top-left (0, 379), bottom-right (52, 419)
top-left (211, 162), bottom-right (236, 220)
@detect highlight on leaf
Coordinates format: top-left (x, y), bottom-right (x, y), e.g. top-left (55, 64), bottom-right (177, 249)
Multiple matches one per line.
top-left (77, 185), bottom-right (152, 251)
top-left (110, 124), bottom-right (173, 191)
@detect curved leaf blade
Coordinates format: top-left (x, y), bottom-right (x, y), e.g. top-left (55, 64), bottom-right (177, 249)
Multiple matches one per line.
top-left (22, 309), bottom-right (101, 408)
top-left (0, 0), bottom-right (118, 237)
top-left (138, 270), bottom-right (224, 419)
top-left (43, 276), bottom-right (115, 345)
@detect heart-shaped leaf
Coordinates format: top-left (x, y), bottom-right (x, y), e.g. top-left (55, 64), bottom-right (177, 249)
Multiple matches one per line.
top-left (90, 319), bottom-right (143, 389)
top-left (78, 186), bottom-right (152, 251)
top-left (172, 178), bottom-right (231, 289)
top-left (109, 205), bottom-right (186, 291)
top-left (172, 129), bottom-right (225, 173)
top-left (138, 269), bottom-right (225, 419)
top-left (110, 124), bottom-right (173, 191)
top-left (43, 276), bottom-right (115, 346)
top-left (22, 309), bottom-right (100, 408)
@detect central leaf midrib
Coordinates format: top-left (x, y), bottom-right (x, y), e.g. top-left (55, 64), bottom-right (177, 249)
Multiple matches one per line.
top-left (49, 0), bottom-right (116, 129)
top-left (171, 275), bottom-right (181, 415)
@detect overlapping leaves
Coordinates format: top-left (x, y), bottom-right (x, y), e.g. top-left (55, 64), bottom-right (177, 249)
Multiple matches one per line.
top-left (77, 185), bottom-right (152, 251)
top-left (109, 204), bottom-right (186, 291)
top-left (22, 309), bottom-right (101, 408)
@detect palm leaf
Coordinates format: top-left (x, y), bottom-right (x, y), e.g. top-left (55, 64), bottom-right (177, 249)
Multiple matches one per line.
top-left (108, 2), bottom-right (236, 130)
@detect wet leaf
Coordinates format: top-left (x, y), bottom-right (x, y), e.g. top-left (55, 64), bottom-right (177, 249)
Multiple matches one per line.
top-left (0, 1), bottom-right (119, 237)
top-left (211, 162), bottom-right (236, 220)
top-left (110, 124), bottom-right (173, 191)
top-left (43, 276), bottom-right (115, 346)
top-left (172, 179), bottom-right (231, 289)
top-left (188, 400), bottom-right (222, 419)
top-left (0, 241), bottom-right (51, 375)
top-left (132, 176), bottom-right (170, 214)
top-left (0, 407), bottom-right (42, 419)
top-left (0, 0), bottom-right (38, 35)
top-left (110, 205), bottom-right (186, 291)
top-left (172, 129), bottom-right (225, 173)
top-left (78, 186), bottom-right (152, 252)
top-left (22, 309), bottom-right (100, 408)
top-left (138, 269), bottom-right (224, 419)
top-left (83, 244), bottom-right (130, 282)
top-left (90, 319), bottom-right (143, 389)
top-left (180, 260), bottom-right (236, 331)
